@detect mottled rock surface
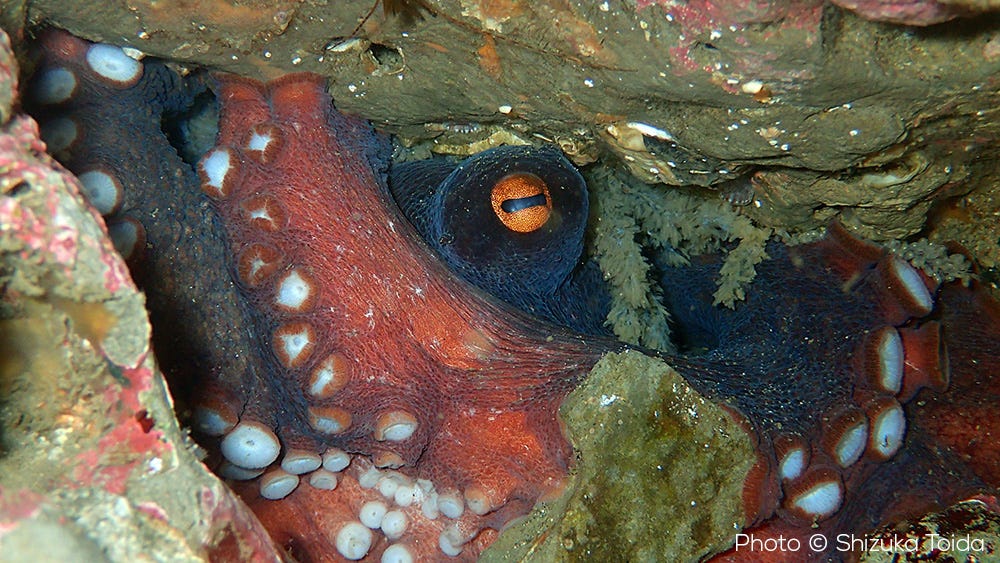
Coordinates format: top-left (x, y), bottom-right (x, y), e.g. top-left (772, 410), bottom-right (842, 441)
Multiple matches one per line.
top-left (0, 31), bottom-right (281, 560)
top-left (484, 351), bottom-right (755, 562)
top-left (8, 1), bottom-right (1000, 249)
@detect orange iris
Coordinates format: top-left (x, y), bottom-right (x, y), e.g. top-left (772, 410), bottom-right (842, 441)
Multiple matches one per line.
top-left (489, 172), bottom-right (553, 233)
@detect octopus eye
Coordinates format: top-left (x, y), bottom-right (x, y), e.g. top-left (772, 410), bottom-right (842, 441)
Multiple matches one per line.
top-left (489, 172), bottom-right (553, 233)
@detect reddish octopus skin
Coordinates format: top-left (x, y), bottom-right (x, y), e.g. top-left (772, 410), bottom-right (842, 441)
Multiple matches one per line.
top-left (917, 281), bottom-right (1000, 487)
top-left (196, 74), bottom-right (617, 561)
top-left (708, 280), bottom-right (1000, 562)
top-left (23, 30), bottom-right (618, 561)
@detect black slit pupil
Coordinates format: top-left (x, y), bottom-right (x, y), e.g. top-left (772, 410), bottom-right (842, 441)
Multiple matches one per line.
top-left (501, 193), bottom-right (546, 213)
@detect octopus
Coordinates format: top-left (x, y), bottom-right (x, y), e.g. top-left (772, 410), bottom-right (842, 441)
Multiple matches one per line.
top-left (22, 29), bottom-right (1000, 562)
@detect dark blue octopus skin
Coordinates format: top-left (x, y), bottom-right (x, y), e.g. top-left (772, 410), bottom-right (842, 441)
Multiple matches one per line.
top-left (390, 152), bottom-right (1000, 559)
top-left (389, 146), bottom-right (610, 335)
top-left (23, 30), bottom-right (267, 401)
top-left (25, 29), bottom-right (1000, 563)
top-left (390, 154), bottom-right (936, 455)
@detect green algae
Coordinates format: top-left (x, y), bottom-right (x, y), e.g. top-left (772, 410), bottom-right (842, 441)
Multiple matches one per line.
top-left (587, 168), bottom-right (675, 352)
top-left (587, 167), bottom-right (773, 352)
top-left (483, 350), bottom-right (755, 562)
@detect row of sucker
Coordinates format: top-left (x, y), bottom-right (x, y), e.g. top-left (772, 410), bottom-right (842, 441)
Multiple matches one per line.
top-left (29, 35), bottom-right (496, 559)
top-left (27, 32), bottom-right (149, 260)
top-left (192, 74), bottom-right (514, 560)
top-left (767, 228), bottom-right (947, 524)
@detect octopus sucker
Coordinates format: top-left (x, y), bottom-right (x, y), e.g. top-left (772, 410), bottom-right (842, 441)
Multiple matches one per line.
top-left (83, 42), bottom-right (143, 87)
top-left (392, 140), bottom-right (959, 508)
top-left (392, 140), bottom-right (998, 558)
top-left (75, 167), bottom-right (123, 215)
top-left (191, 72), bottom-right (615, 560)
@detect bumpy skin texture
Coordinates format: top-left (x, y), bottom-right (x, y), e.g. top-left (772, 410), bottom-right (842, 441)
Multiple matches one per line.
top-left (26, 31), bottom-right (618, 562)
top-left (919, 282), bottom-right (1000, 487)
top-left (661, 236), bottom-right (999, 561)
top-left (24, 30), bottom-right (265, 404)
top-left (388, 149), bottom-right (999, 560)
top-left (24, 30), bottom-right (999, 563)
top-left (390, 147), bottom-right (611, 335)
top-left (710, 281), bottom-right (1000, 562)
top-left (661, 231), bottom-right (944, 481)
top-left (197, 74), bottom-right (619, 561)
